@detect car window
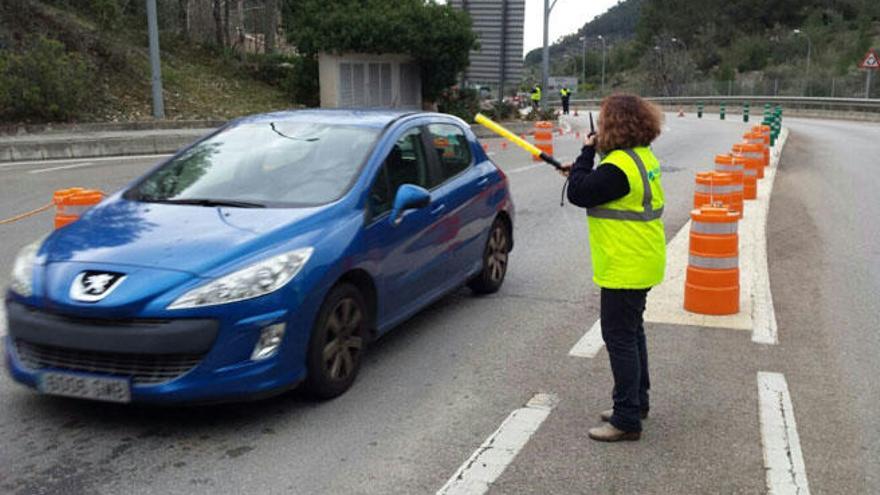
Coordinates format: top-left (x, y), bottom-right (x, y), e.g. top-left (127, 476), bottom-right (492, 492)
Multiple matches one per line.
top-left (427, 123), bottom-right (472, 184)
top-left (369, 127), bottom-right (430, 217)
top-left (127, 122), bottom-right (380, 207)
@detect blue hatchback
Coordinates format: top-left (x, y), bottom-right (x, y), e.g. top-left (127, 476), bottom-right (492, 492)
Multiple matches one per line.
top-left (4, 110), bottom-right (514, 403)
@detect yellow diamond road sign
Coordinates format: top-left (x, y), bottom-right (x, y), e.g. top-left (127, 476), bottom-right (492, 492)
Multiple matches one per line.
top-left (859, 49), bottom-right (879, 69)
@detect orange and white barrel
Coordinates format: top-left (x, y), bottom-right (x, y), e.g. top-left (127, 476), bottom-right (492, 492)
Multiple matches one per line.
top-left (54, 188), bottom-right (103, 229)
top-left (743, 131), bottom-right (770, 168)
top-left (733, 142), bottom-right (765, 179)
top-left (684, 205), bottom-right (740, 315)
top-left (532, 121), bottom-right (554, 162)
top-left (693, 171), bottom-right (743, 219)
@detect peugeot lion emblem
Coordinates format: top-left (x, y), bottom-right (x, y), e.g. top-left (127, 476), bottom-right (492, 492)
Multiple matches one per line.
top-left (70, 271), bottom-right (127, 302)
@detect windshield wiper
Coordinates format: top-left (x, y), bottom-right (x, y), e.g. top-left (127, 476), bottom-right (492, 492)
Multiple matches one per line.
top-left (148, 198), bottom-right (267, 208)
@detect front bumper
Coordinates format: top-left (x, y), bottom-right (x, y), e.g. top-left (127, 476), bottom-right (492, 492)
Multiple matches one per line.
top-left (3, 300), bottom-right (310, 404)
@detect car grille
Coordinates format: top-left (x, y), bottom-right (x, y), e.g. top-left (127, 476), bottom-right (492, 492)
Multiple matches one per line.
top-left (15, 340), bottom-right (204, 385)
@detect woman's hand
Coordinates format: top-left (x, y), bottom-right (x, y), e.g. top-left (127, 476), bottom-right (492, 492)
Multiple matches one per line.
top-left (584, 132), bottom-right (597, 147)
top-left (558, 163), bottom-right (573, 177)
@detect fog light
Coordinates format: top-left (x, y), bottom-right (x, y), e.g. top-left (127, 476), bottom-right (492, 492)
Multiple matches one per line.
top-left (251, 323), bottom-right (285, 361)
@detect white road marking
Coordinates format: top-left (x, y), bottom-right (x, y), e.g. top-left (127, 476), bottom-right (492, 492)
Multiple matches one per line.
top-left (437, 393), bottom-right (558, 495)
top-left (28, 162), bottom-right (97, 174)
top-left (568, 128), bottom-right (789, 357)
top-left (0, 153), bottom-right (172, 168)
top-left (506, 163), bottom-right (543, 174)
top-left (642, 128), bottom-right (787, 339)
top-left (568, 319), bottom-right (604, 358)
top-left (757, 372), bottom-right (810, 495)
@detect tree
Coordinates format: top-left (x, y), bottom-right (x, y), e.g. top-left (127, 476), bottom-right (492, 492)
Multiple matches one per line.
top-left (284, 0), bottom-right (477, 102)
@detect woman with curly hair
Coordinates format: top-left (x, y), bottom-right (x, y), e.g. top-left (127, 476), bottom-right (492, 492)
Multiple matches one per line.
top-left (563, 93), bottom-right (666, 442)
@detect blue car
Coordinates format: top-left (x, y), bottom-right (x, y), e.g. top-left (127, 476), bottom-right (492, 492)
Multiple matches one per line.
top-left (4, 110), bottom-right (514, 403)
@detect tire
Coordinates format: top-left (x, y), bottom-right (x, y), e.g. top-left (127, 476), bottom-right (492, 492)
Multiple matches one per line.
top-left (304, 283), bottom-right (367, 399)
top-left (468, 218), bottom-right (510, 294)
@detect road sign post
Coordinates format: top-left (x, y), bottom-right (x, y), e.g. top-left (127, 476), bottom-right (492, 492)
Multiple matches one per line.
top-left (858, 48), bottom-right (879, 99)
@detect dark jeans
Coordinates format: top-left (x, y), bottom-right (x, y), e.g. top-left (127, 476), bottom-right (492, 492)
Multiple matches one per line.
top-left (600, 287), bottom-right (650, 432)
top-left (562, 98), bottom-right (570, 114)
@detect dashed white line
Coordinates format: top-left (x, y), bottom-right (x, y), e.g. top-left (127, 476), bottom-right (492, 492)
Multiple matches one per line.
top-left (437, 393), bottom-right (558, 495)
top-left (0, 153), bottom-right (172, 168)
top-left (28, 162), bottom-right (97, 174)
top-left (757, 372), bottom-right (810, 495)
top-left (568, 319), bottom-right (603, 358)
top-left (506, 163), bottom-right (543, 175)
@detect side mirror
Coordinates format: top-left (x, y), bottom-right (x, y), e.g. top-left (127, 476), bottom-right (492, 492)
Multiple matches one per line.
top-left (390, 184), bottom-right (431, 226)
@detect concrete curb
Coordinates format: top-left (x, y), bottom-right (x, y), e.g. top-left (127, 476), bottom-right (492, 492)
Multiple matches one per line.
top-left (0, 120), bottom-right (541, 163)
top-left (0, 129), bottom-right (215, 163)
top-left (0, 120), bottom-right (227, 137)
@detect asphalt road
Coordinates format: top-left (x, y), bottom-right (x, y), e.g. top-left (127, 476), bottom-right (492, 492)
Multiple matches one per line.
top-left (0, 114), bottom-right (877, 494)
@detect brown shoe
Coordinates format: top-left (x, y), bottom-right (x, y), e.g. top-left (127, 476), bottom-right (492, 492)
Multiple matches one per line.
top-left (588, 423), bottom-right (641, 442)
top-left (600, 408), bottom-right (649, 422)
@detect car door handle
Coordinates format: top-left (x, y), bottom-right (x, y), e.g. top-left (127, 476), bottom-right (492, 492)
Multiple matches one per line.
top-left (477, 177), bottom-right (490, 188)
top-left (430, 204), bottom-right (446, 215)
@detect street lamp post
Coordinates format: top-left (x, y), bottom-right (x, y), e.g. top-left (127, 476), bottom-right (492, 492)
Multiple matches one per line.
top-left (146, 0), bottom-right (165, 119)
top-left (597, 35), bottom-right (607, 94)
top-left (579, 36), bottom-right (586, 90)
top-left (541, 0), bottom-right (559, 109)
top-left (793, 29), bottom-right (812, 96)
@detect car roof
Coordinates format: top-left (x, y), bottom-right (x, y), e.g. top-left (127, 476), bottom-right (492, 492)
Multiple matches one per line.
top-left (235, 109), bottom-right (426, 129)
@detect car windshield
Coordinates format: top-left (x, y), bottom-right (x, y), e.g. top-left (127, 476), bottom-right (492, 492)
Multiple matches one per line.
top-left (127, 121), bottom-right (381, 207)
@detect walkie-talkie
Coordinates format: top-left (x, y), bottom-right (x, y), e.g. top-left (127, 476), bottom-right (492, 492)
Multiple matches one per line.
top-left (589, 111), bottom-right (596, 137)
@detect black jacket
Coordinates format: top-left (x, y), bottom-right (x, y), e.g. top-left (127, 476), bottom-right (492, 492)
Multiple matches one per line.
top-left (566, 145), bottom-right (630, 208)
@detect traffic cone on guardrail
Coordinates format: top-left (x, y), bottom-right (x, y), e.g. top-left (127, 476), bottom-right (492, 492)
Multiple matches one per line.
top-left (684, 205), bottom-right (740, 315)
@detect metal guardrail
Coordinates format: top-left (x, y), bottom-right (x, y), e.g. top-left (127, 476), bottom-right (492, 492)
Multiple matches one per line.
top-left (562, 96), bottom-right (880, 113)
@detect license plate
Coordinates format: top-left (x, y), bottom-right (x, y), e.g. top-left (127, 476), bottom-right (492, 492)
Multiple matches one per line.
top-left (39, 371), bottom-right (131, 403)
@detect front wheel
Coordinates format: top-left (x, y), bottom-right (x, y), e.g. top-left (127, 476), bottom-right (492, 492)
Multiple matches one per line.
top-left (304, 283), bottom-right (367, 399)
top-left (468, 218), bottom-right (510, 294)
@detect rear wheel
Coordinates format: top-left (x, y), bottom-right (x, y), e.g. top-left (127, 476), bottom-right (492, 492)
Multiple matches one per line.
top-left (305, 283), bottom-right (366, 399)
top-left (468, 218), bottom-right (510, 294)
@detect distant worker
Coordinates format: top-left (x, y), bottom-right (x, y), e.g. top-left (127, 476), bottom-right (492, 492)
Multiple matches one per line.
top-left (530, 84), bottom-right (542, 111)
top-left (561, 94), bottom-right (666, 442)
top-left (560, 87), bottom-right (571, 115)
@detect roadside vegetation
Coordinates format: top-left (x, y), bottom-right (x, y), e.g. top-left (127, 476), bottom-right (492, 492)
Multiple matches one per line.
top-left (0, 0), bottom-right (296, 124)
top-left (525, 0), bottom-right (880, 98)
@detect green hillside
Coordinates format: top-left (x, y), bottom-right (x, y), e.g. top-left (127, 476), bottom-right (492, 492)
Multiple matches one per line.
top-left (0, 1), bottom-right (293, 124)
top-left (525, 0), bottom-right (880, 98)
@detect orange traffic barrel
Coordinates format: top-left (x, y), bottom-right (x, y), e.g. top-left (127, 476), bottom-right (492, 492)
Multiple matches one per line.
top-left (532, 121), bottom-right (554, 162)
top-left (742, 131), bottom-right (770, 168)
top-left (54, 188), bottom-right (103, 229)
top-left (693, 171), bottom-right (742, 219)
top-left (733, 142), bottom-right (765, 179)
top-left (684, 205), bottom-right (740, 315)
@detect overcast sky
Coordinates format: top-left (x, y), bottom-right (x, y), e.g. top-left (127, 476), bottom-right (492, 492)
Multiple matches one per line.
top-left (523, 0), bottom-right (620, 55)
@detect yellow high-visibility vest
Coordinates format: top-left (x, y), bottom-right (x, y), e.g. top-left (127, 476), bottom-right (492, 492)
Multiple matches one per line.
top-left (586, 147), bottom-right (666, 289)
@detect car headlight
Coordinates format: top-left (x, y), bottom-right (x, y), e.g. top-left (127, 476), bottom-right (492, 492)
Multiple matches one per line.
top-left (9, 237), bottom-right (45, 297)
top-left (168, 247), bottom-right (314, 309)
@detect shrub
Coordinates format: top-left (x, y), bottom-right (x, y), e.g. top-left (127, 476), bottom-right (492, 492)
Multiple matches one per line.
top-left (436, 87), bottom-right (480, 122)
top-left (0, 36), bottom-right (95, 122)
top-left (246, 53), bottom-right (318, 107)
top-left (482, 100), bottom-right (518, 121)
top-left (90, 0), bottom-right (122, 31)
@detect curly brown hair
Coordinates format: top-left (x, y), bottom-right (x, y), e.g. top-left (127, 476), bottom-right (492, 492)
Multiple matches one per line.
top-left (596, 94), bottom-right (663, 154)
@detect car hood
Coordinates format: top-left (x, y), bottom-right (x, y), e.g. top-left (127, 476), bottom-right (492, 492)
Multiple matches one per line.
top-left (43, 198), bottom-right (326, 276)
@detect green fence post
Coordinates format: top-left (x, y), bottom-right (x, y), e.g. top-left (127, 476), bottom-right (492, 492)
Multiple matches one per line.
top-left (720, 102), bottom-right (726, 120)
top-left (743, 102), bottom-right (750, 123)
top-left (697, 101), bottom-right (703, 118)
